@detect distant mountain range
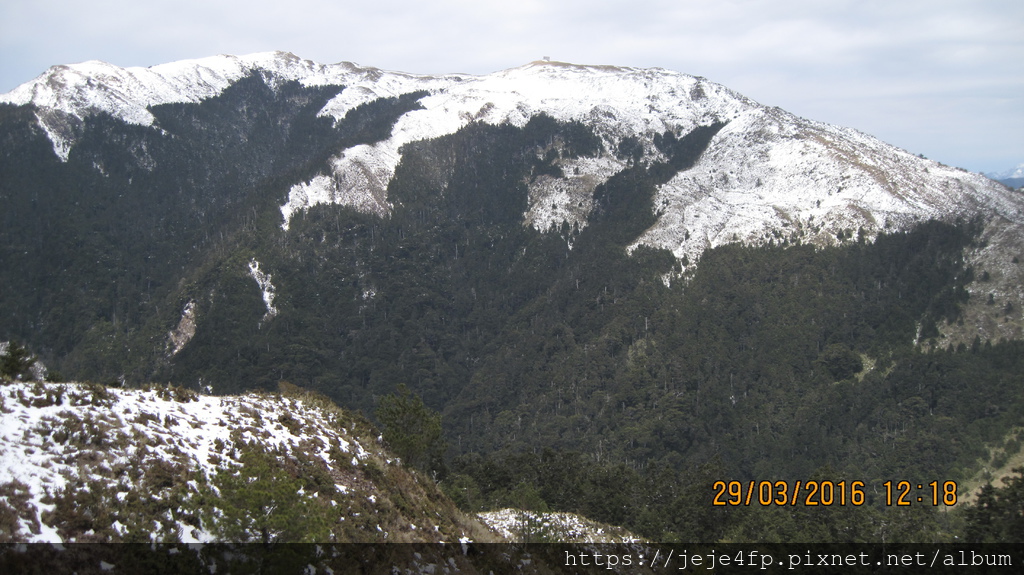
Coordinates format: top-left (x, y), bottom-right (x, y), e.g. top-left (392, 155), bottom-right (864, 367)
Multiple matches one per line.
top-left (987, 163), bottom-right (1024, 189)
top-left (2, 52), bottom-right (1024, 543)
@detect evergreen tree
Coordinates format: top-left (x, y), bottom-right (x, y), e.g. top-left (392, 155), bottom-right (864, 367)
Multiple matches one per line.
top-left (376, 384), bottom-right (446, 475)
top-left (204, 445), bottom-right (331, 543)
top-left (1, 341), bottom-right (35, 381)
top-left (965, 468), bottom-right (1024, 542)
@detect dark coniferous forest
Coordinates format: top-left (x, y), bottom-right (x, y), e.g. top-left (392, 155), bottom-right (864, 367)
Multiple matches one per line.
top-left (2, 73), bottom-right (1023, 542)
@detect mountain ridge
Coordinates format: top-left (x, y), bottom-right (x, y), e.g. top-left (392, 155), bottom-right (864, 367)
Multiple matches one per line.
top-left (987, 162), bottom-right (1024, 190)
top-left (4, 52), bottom-right (1021, 276)
top-left (2, 50), bottom-right (1022, 396)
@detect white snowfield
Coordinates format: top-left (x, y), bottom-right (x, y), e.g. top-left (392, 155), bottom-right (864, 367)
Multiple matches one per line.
top-left (3, 51), bottom-right (1022, 265)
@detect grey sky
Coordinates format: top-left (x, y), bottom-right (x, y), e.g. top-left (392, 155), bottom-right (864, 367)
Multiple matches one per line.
top-left (2, 0), bottom-right (1021, 174)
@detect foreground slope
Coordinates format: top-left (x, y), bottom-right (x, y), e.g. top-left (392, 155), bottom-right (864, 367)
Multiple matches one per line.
top-left (0, 380), bottom-right (642, 546)
top-left (0, 381), bottom-right (494, 543)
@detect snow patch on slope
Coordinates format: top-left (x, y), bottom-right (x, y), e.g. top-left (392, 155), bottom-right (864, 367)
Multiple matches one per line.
top-left (525, 156), bottom-right (625, 233)
top-left (248, 259), bottom-right (279, 322)
top-left (477, 508), bottom-right (641, 543)
top-left (280, 149), bottom-right (396, 228)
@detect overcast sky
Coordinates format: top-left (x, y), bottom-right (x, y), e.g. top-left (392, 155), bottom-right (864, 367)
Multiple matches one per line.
top-left (2, 0), bottom-right (1021, 174)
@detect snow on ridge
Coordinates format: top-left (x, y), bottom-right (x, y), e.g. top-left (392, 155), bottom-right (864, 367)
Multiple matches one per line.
top-left (3, 52), bottom-right (333, 120)
top-left (3, 50), bottom-right (741, 226)
top-left (0, 52), bottom-right (411, 160)
top-left (6, 52), bottom-right (1020, 257)
top-left (987, 162), bottom-right (1024, 180)
top-left (285, 56), bottom-right (1022, 246)
top-left (282, 60), bottom-right (745, 229)
top-left (629, 105), bottom-right (1024, 266)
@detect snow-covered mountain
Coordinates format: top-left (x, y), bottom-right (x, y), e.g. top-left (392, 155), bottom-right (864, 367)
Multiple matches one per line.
top-left (987, 163), bottom-right (1024, 181)
top-left (4, 53), bottom-right (1024, 547)
top-left (4, 51), bottom-right (1021, 266)
top-left (987, 163), bottom-right (1024, 190)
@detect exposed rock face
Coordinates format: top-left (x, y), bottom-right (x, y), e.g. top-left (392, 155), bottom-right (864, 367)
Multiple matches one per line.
top-left (166, 300), bottom-right (196, 356)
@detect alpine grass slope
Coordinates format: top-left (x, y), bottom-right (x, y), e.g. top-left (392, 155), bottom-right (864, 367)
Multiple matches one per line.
top-left (0, 380), bottom-right (488, 543)
top-left (0, 379), bottom-right (639, 547)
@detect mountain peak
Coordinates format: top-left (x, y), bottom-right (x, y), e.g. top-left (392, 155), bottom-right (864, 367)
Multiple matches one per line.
top-left (521, 59), bottom-right (630, 72)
